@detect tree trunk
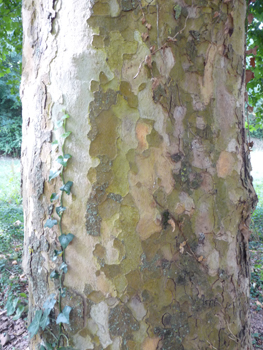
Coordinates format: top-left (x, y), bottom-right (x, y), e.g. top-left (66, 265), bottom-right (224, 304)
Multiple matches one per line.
top-left (21, 0), bottom-right (257, 349)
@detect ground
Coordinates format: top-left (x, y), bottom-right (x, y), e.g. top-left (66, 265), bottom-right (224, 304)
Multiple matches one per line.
top-left (0, 139), bottom-right (263, 349)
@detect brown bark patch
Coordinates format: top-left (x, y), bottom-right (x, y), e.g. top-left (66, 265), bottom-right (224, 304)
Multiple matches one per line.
top-left (142, 337), bottom-right (160, 350)
top-left (216, 151), bottom-right (235, 178)
top-left (136, 122), bottom-right (151, 150)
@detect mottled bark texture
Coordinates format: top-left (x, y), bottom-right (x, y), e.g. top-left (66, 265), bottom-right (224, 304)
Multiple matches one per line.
top-left (21, 0), bottom-right (257, 349)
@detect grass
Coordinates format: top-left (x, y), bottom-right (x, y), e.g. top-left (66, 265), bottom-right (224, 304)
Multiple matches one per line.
top-left (0, 157), bottom-right (27, 315)
top-left (249, 142), bottom-right (263, 348)
top-left (0, 157), bottom-right (21, 204)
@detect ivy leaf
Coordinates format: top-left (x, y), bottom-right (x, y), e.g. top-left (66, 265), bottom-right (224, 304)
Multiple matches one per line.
top-left (49, 169), bottom-right (62, 182)
top-left (59, 233), bottom-right (74, 249)
top-left (56, 206), bottom-right (66, 217)
top-left (60, 262), bottom-right (68, 274)
top-left (50, 193), bottom-right (59, 202)
top-left (40, 346), bottom-right (46, 350)
top-left (52, 250), bottom-right (63, 261)
top-left (60, 181), bottom-right (73, 195)
top-left (40, 294), bottom-right (56, 329)
top-left (56, 305), bottom-right (72, 325)
top-left (43, 294), bottom-right (56, 311)
top-left (13, 305), bottom-right (25, 320)
top-left (44, 219), bottom-right (57, 228)
top-left (61, 131), bottom-right (71, 140)
top-left (19, 293), bottom-right (27, 298)
top-left (50, 270), bottom-right (60, 279)
top-left (52, 140), bottom-right (59, 145)
top-left (5, 297), bottom-right (19, 316)
top-left (45, 343), bottom-right (54, 350)
top-left (60, 287), bottom-right (67, 298)
top-left (28, 310), bottom-right (43, 338)
top-left (39, 309), bottom-right (51, 330)
top-left (56, 154), bottom-right (72, 167)
top-left (174, 5), bottom-right (182, 19)
top-left (56, 114), bottom-right (69, 128)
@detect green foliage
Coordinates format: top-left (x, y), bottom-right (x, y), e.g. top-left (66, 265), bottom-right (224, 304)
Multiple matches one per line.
top-left (28, 310), bottom-right (44, 338)
top-left (0, 202), bottom-right (23, 253)
top-left (49, 169), bottom-right (62, 182)
top-left (60, 181), bottom-right (73, 195)
top-left (0, 202), bottom-right (25, 309)
top-left (0, 53), bottom-right (22, 156)
top-left (173, 5), bottom-right (182, 20)
top-left (0, 0), bottom-right (22, 156)
top-left (252, 332), bottom-right (263, 348)
top-left (0, 0), bottom-right (22, 77)
top-left (0, 158), bottom-right (21, 204)
top-left (57, 154), bottom-right (72, 167)
top-left (0, 207), bottom-right (26, 322)
top-left (56, 206), bottom-right (66, 217)
top-left (56, 306), bottom-right (72, 325)
top-left (5, 293), bottom-right (27, 320)
top-left (247, 112), bottom-right (263, 138)
top-left (250, 242), bottom-right (263, 302)
top-left (50, 270), bottom-right (60, 279)
top-left (44, 218), bottom-right (58, 228)
top-left (249, 154), bottom-right (263, 341)
top-left (59, 233), bottom-right (74, 250)
top-left (0, 157), bottom-right (25, 319)
top-left (246, 0), bottom-right (263, 132)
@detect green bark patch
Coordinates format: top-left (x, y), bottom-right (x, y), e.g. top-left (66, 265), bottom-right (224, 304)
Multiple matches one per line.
top-left (89, 110), bottom-right (119, 159)
top-left (88, 88), bottom-right (117, 143)
top-left (120, 81), bottom-right (138, 108)
top-left (86, 156), bottom-right (114, 236)
top-left (121, 0), bottom-right (138, 12)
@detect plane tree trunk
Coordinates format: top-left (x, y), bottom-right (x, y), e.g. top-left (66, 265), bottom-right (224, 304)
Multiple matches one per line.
top-left (21, 0), bottom-right (257, 349)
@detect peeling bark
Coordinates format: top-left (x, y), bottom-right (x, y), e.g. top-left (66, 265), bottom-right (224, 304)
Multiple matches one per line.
top-left (21, 0), bottom-right (257, 349)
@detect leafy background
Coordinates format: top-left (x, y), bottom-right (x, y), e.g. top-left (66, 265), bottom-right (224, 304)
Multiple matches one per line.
top-left (0, 0), bottom-right (22, 157)
top-left (246, 0), bottom-right (263, 138)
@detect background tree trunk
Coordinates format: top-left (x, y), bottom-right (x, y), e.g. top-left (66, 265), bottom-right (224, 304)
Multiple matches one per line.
top-left (21, 0), bottom-right (257, 349)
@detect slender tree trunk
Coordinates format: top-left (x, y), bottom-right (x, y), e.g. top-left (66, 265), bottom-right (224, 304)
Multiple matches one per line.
top-left (21, 0), bottom-right (257, 349)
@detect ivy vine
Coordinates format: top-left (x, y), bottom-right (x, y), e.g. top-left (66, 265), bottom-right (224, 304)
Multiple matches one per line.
top-left (28, 113), bottom-right (76, 350)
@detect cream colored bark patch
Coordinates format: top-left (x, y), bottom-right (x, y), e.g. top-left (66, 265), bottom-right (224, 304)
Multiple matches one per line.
top-left (196, 116), bottom-right (206, 130)
top-left (200, 44), bottom-right (217, 105)
top-left (207, 250), bottom-right (220, 276)
top-left (109, 0), bottom-right (121, 17)
top-left (175, 192), bottom-right (195, 216)
top-left (128, 296), bottom-right (147, 321)
top-left (216, 151), bottom-right (235, 178)
top-left (90, 301), bottom-right (112, 348)
top-left (155, 48), bottom-right (175, 79)
top-left (73, 333), bottom-right (94, 350)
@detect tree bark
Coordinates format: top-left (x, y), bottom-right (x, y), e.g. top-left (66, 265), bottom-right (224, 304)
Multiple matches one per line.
top-left (21, 0), bottom-right (257, 349)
